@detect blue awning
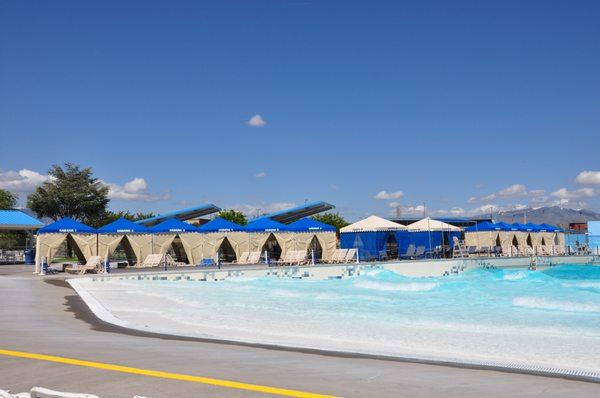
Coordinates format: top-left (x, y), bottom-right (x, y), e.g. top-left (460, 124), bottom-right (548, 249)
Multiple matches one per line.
top-left (538, 223), bottom-right (563, 232)
top-left (99, 217), bottom-right (150, 233)
top-left (245, 217), bottom-right (291, 232)
top-left (38, 217), bottom-right (96, 234)
top-left (151, 218), bottom-right (197, 233)
top-left (198, 217), bottom-right (245, 232)
top-left (0, 210), bottom-right (44, 231)
top-left (523, 223), bottom-right (542, 232)
top-left (288, 218), bottom-right (336, 232)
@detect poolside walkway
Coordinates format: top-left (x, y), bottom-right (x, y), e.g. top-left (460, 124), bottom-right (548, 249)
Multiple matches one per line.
top-left (1, 264), bottom-right (599, 397)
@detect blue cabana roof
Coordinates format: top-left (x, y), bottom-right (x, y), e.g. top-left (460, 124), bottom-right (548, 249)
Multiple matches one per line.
top-left (0, 210), bottom-right (44, 231)
top-left (523, 222), bottom-right (542, 232)
top-left (151, 218), bottom-right (197, 233)
top-left (198, 217), bottom-right (244, 232)
top-left (38, 217), bottom-right (96, 234)
top-left (538, 223), bottom-right (562, 232)
top-left (288, 218), bottom-right (336, 232)
top-left (466, 221), bottom-right (498, 232)
top-left (245, 217), bottom-right (290, 232)
top-left (99, 217), bottom-right (150, 233)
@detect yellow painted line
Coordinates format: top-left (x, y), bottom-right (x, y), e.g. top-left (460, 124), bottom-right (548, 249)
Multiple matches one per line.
top-left (0, 349), bottom-right (338, 398)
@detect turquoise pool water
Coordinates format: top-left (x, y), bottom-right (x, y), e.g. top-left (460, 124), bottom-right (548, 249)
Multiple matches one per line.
top-left (81, 264), bottom-right (600, 376)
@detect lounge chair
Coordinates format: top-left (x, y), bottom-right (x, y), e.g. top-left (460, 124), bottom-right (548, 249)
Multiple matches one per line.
top-left (344, 248), bottom-right (357, 262)
top-left (414, 246), bottom-right (425, 258)
top-left (236, 252), bottom-right (249, 264)
top-left (246, 251), bottom-right (262, 264)
top-left (401, 245), bottom-right (416, 259)
top-left (378, 250), bottom-right (389, 261)
top-left (330, 249), bottom-right (348, 263)
top-left (65, 256), bottom-right (102, 275)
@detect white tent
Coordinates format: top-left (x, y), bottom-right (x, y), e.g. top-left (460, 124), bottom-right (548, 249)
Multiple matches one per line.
top-left (406, 217), bottom-right (462, 232)
top-left (340, 215), bottom-right (405, 233)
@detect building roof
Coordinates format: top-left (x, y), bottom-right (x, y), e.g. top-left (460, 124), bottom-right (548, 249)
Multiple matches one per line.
top-left (406, 217), bottom-right (462, 232)
top-left (136, 204), bottom-right (221, 227)
top-left (99, 217), bottom-right (150, 233)
top-left (38, 217), bottom-right (96, 234)
top-left (245, 217), bottom-right (291, 232)
top-left (288, 217), bottom-right (336, 232)
top-left (0, 210), bottom-right (44, 231)
top-left (340, 215), bottom-right (406, 233)
top-left (150, 218), bottom-right (198, 233)
top-left (198, 217), bottom-right (245, 232)
top-left (263, 201), bottom-right (335, 224)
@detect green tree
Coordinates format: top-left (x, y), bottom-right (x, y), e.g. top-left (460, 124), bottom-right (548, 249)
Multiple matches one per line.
top-left (0, 189), bottom-right (18, 209)
top-left (85, 210), bottom-right (155, 228)
top-left (216, 209), bottom-right (248, 225)
top-left (312, 212), bottom-right (349, 235)
top-left (27, 163), bottom-right (109, 221)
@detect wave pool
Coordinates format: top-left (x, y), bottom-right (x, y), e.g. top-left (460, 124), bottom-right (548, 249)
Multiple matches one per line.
top-left (74, 264), bottom-right (600, 378)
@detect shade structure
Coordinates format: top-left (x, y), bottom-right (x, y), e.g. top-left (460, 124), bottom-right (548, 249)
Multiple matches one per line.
top-left (0, 210), bottom-right (43, 231)
top-left (98, 218), bottom-right (152, 266)
top-left (35, 218), bottom-right (98, 274)
top-left (245, 217), bottom-right (291, 232)
top-left (99, 217), bottom-right (150, 233)
top-left (288, 218), bottom-right (336, 232)
top-left (465, 222), bottom-right (511, 232)
top-left (340, 215), bottom-right (405, 233)
top-left (538, 223), bottom-right (562, 232)
top-left (150, 218), bottom-right (197, 233)
top-left (198, 217), bottom-right (245, 232)
top-left (406, 217), bottom-right (462, 232)
top-left (38, 217), bottom-right (96, 234)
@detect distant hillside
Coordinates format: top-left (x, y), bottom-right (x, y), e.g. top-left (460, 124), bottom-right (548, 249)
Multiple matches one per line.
top-left (487, 206), bottom-right (600, 227)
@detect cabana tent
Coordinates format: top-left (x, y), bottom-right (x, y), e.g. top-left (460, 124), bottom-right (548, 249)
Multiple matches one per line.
top-left (340, 216), bottom-right (405, 260)
top-left (35, 218), bottom-right (97, 273)
top-left (197, 218), bottom-right (248, 263)
top-left (286, 218), bottom-right (337, 262)
top-left (98, 218), bottom-right (152, 266)
top-left (245, 218), bottom-right (293, 261)
top-left (397, 217), bottom-right (462, 255)
top-left (150, 218), bottom-right (198, 264)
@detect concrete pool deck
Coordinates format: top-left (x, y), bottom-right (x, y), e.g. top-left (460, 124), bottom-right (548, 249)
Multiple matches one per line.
top-left (1, 263), bottom-right (599, 397)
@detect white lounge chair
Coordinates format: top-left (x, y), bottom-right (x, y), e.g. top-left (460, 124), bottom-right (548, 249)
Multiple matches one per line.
top-left (30, 386), bottom-right (100, 398)
top-left (246, 251), bottom-right (262, 264)
top-left (330, 249), bottom-right (348, 263)
top-left (65, 256), bottom-right (102, 275)
top-left (344, 248), bottom-right (357, 262)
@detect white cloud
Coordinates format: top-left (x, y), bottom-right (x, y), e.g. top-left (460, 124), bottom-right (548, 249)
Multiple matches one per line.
top-left (248, 114), bottom-right (266, 127)
top-left (374, 190), bottom-right (404, 200)
top-left (0, 169), bottom-right (50, 192)
top-left (550, 187), bottom-right (596, 200)
top-left (103, 178), bottom-right (170, 202)
top-left (498, 184), bottom-right (527, 197)
top-left (576, 171), bottom-right (600, 185)
top-left (389, 202), bottom-right (425, 215)
top-left (254, 172), bottom-right (267, 178)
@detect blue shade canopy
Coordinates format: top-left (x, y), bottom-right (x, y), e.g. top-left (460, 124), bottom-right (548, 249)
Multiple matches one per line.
top-left (288, 218), bottom-right (336, 232)
top-left (38, 217), bottom-right (96, 234)
top-left (509, 223), bottom-right (527, 231)
top-left (150, 218), bottom-right (197, 233)
top-left (98, 217), bottom-right (150, 233)
top-left (523, 223), bottom-right (542, 232)
top-left (538, 223), bottom-right (562, 232)
top-left (0, 210), bottom-right (44, 230)
top-left (245, 217), bottom-right (290, 232)
top-left (198, 217), bottom-right (244, 232)
top-left (465, 221), bottom-right (497, 232)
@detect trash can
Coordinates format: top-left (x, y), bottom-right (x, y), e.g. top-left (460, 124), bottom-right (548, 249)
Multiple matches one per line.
top-left (24, 249), bottom-right (35, 265)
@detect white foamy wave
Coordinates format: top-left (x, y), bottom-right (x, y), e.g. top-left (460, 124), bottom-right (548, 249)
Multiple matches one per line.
top-left (354, 280), bottom-right (438, 292)
top-left (503, 272), bottom-right (528, 281)
top-left (562, 282), bottom-right (600, 289)
top-left (513, 297), bottom-right (600, 313)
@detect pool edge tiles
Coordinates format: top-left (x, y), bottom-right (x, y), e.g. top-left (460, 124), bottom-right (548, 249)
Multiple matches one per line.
top-left (70, 255), bottom-right (597, 284)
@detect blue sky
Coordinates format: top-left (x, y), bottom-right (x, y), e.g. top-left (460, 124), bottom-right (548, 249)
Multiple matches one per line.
top-left (1, 1), bottom-right (599, 221)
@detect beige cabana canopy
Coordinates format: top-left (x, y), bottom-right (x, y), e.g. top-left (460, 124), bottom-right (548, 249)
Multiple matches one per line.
top-left (340, 215), bottom-right (405, 232)
top-left (35, 232), bottom-right (98, 273)
top-left (406, 217), bottom-right (462, 232)
top-left (97, 233), bottom-right (153, 266)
